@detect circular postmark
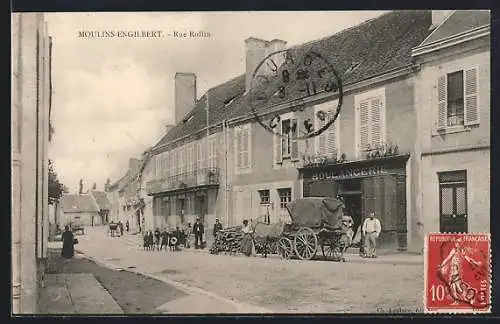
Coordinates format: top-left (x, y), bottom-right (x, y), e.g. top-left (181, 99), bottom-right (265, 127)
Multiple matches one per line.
top-left (249, 49), bottom-right (343, 140)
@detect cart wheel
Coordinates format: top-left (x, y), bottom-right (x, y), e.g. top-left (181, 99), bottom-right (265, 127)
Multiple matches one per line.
top-left (294, 227), bottom-right (318, 260)
top-left (277, 237), bottom-right (293, 260)
top-left (332, 245), bottom-right (343, 260)
top-left (320, 241), bottom-right (334, 260)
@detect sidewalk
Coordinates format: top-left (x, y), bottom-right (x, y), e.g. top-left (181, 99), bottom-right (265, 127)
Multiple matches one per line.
top-left (39, 253), bottom-right (123, 314)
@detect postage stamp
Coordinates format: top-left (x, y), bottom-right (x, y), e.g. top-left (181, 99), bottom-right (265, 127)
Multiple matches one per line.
top-left (424, 233), bottom-right (491, 313)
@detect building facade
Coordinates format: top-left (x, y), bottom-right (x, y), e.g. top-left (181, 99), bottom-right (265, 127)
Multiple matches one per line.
top-left (412, 10), bottom-right (490, 247)
top-left (59, 194), bottom-right (102, 227)
top-left (11, 12), bottom-right (51, 313)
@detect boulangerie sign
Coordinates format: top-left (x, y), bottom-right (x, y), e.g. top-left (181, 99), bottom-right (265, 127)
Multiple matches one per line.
top-left (311, 165), bottom-right (386, 180)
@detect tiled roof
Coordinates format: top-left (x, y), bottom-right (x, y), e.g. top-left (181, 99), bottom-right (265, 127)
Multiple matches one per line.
top-left (421, 10), bottom-right (490, 46)
top-left (61, 194), bottom-right (100, 213)
top-left (153, 10), bottom-right (432, 151)
top-left (91, 191), bottom-right (111, 210)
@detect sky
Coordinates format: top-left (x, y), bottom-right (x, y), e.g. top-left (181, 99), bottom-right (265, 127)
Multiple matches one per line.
top-left (46, 11), bottom-right (387, 194)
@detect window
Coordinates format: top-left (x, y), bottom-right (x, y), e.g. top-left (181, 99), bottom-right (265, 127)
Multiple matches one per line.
top-left (208, 137), bottom-right (217, 169)
top-left (439, 171), bottom-right (467, 233)
top-left (446, 71), bottom-right (464, 126)
top-left (315, 101), bottom-right (339, 158)
top-left (258, 189), bottom-right (270, 204)
top-left (355, 89), bottom-right (385, 154)
top-left (234, 124), bottom-right (251, 172)
top-left (197, 141), bottom-right (205, 170)
top-left (274, 113), bottom-right (299, 164)
top-left (187, 144), bottom-right (194, 173)
top-left (278, 188), bottom-right (292, 209)
top-left (438, 68), bottom-right (479, 129)
top-left (155, 155), bottom-right (161, 178)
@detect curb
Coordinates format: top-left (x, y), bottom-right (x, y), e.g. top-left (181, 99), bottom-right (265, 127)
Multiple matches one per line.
top-left (76, 251), bottom-right (273, 314)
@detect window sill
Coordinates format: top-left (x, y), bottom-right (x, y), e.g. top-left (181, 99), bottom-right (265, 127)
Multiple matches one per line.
top-left (432, 125), bottom-right (474, 137)
top-left (234, 167), bottom-right (252, 175)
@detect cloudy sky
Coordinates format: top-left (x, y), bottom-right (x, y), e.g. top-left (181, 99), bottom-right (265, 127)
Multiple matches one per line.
top-left (46, 11), bottom-right (387, 193)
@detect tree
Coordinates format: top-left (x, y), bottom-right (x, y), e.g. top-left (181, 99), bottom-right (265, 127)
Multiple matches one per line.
top-left (48, 159), bottom-right (64, 205)
top-left (92, 182), bottom-right (97, 190)
top-left (79, 179), bottom-right (83, 194)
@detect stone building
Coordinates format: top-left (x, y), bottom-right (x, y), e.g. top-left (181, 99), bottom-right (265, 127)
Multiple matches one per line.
top-left (11, 12), bottom-right (52, 313)
top-left (412, 10), bottom-right (490, 244)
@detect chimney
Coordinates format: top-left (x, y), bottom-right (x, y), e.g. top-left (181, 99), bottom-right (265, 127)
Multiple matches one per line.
top-left (174, 72), bottom-right (197, 125)
top-left (265, 39), bottom-right (287, 74)
top-left (245, 37), bottom-right (269, 92)
top-left (431, 10), bottom-right (453, 30)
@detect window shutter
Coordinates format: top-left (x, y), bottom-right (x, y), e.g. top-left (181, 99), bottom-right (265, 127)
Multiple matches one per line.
top-left (247, 126), bottom-right (252, 169)
top-left (464, 67), bottom-right (479, 126)
top-left (273, 121), bottom-right (282, 164)
top-left (359, 101), bottom-right (369, 151)
top-left (370, 97), bottom-right (382, 147)
top-left (291, 117), bottom-right (299, 161)
top-left (235, 128), bottom-right (241, 168)
top-left (326, 111), bottom-right (336, 158)
top-left (437, 75), bottom-right (447, 130)
top-left (318, 114), bottom-right (327, 155)
top-left (242, 128), bottom-right (249, 168)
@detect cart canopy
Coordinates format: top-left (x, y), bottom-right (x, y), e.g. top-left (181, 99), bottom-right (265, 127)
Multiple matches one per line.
top-left (285, 197), bottom-right (344, 228)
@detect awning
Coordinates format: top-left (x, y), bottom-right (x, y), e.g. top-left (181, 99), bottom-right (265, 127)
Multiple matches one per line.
top-left (148, 183), bottom-right (218, 198)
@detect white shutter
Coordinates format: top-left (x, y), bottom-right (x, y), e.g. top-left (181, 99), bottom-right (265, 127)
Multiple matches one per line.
top-left (359, 101), bottom-right (369, 151)
top-left (326, 111), bottom-right (336, 157)
top-left (273, 121), bottom-right (282, 164)
top-left (291, 117), bottom-right (299, 161)
top-left (234, 128), bottom-right (241, 169)
top-left (370, 97), bottom-right (382, 147)
top-left (243, 128), bottom-right (250, 168)
top-left (317, 114), bottom-right (327, 155)
top-left (437, 75), bottom-right (447, 130)
top-left (464, 67), bottom-right (479, 126)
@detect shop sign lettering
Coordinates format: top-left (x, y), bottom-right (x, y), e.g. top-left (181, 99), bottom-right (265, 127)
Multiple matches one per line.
top-left (311, 166), bottom-right (386, 180)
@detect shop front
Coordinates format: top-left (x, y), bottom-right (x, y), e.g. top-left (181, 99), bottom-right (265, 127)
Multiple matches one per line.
top-left (300, 154), bottom-right (410, 250)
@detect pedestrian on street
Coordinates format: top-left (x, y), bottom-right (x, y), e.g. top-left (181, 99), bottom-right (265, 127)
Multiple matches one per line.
top-left (362, 212), bottom-right (381, 258)
top-left (193, 217), bottom-right (204, 249)
top-left (160, 228), bottom-right (169, 251)
top-left (184, 223), bottom-right (192, 248)
top-left (125, 220), bottom-right (129, 232)
top-left (118, 221), bottom-right (124, 236)
top-left (240, 220), bottom-right (254, 257)
top-left (213, 218), bottom-right (223, 238)
top-left (61, 225), bottom-right (76, 259)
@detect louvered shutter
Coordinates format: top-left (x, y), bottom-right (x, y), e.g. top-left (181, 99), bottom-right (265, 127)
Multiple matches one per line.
top-left (326, 111), bottom-right (336, 158)
top-left (291, 117), bottom-right (299, 161)
top-left (370, 97), bottom-right (382, 147)
top-left (359, 101), bottom-right (369, 151)
top-left (273, 121), bottom-right (282, 164)
top-left (242, 128), bottom-right (249, 168)
top-left (437, 75), bottom-right (447, 130)
top-left (318, 113), bottom-right (327, 155)
top-left (234, 128), bottom-right (240, 169)
top-left (464, 67), bottom-right (479, 126)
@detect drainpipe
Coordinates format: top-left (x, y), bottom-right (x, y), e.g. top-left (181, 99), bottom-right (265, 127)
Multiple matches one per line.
top-left (223, 120), bottom-right (229, 226)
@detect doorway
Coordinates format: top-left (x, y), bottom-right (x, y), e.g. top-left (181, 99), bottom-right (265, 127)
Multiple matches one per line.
top-left (342, 194), bottom-right (363, 231)
top-left (197, 196), bottom-right (206, 223)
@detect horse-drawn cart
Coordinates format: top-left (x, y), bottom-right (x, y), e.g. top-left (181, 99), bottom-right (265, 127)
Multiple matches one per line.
top-left (265, 197), bottom-right (353, 261)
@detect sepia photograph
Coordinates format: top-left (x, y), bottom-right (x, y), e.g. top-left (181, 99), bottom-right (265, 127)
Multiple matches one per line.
top-left (11, 9), bottom-right (491, 315)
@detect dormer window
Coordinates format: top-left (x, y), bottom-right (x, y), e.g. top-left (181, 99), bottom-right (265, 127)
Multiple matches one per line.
top-left (182, 115), bottom-right (194, 124)
top-left (345, 62), bottom-right (361, 75)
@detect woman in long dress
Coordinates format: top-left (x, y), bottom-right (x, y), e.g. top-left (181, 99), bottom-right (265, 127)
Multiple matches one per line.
top-left (61, 225), bottom-right (75, 259)
top-left (240, 220), bottom-right (254, 257)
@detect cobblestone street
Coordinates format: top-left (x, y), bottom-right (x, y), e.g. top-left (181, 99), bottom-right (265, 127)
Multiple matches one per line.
top-left (75, 227), bottom-right (424, 313)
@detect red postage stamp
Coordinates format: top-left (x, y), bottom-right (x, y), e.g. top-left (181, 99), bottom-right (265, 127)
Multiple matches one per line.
top-left (424, 233), bottom-right (491, 313)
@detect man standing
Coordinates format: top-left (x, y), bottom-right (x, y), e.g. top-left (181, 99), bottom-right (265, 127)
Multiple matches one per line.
top-left (193, 217), bottom-right (204, 249)
top-left (213, 218), bottom-right (223, 238)
top-left (362, 212), bottom-right (381, 258)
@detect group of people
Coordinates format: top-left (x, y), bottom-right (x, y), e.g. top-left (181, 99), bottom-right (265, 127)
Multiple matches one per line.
top-left (143, 217), bottom-right (212, 251)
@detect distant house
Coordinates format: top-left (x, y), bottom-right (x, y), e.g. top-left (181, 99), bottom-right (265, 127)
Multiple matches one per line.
top-left (59, 194), bottom-right (101, 227)
top-left (91, 191), bottom-right (111, 224)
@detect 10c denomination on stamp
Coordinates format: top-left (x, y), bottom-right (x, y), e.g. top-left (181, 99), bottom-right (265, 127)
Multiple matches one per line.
top-left (424, 233), bottom-right (491, 313)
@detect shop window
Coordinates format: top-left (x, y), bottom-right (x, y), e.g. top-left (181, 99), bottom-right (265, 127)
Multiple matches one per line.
top-left (438, 170), bottom-right (468, 233)
top-left (259, 189), bottom-right (270, 205)
top-left (278, 188), bottom-right (292, 209)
